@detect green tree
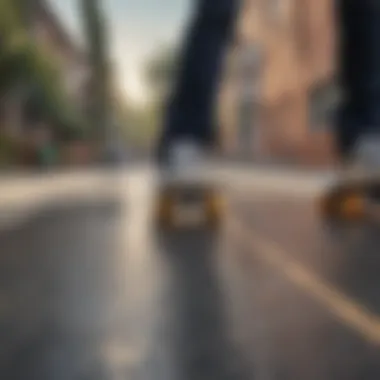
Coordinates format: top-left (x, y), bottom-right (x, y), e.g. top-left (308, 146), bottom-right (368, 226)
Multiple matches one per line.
top-left (0, 0), bottom-right (29, 92)
top-left (0, 0), bottom-right (84, 135)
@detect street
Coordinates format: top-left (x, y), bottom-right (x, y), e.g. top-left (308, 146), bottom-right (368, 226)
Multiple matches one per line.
top-left (0, 166), bottom-right (380, 379)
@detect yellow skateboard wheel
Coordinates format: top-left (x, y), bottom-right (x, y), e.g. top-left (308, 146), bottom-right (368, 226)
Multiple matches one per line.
top-left (156, 192), bottom-right (176, 228)
top-left (156, 185), bottom-right (224, 229)
top-left (320, 188), bottom-right (366, 222)
top-left (205, 191), bottom-right (224, 227)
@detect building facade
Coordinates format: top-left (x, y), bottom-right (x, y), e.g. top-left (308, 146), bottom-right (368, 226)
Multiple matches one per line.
top-left (3, 0), bottom-right (89, 136)
top-left (30, 0), bottom-right (89, 104)
top-left (220, 0), bottom-right (339, 166)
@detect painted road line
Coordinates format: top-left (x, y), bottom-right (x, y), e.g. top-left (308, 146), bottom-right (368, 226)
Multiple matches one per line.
top-left (229, 216), bottom-right (380, 346)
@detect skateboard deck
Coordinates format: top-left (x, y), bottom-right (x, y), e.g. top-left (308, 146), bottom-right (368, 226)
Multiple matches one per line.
top-left (155, 174), bottom-right (224, 229)
top-left (319, 172), bottom-right (380, 222)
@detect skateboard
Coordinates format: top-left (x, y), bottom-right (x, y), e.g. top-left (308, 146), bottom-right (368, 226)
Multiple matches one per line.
top-left (155, 176), bottom-right (224, 229)
top-left (319, 173), bottom-right (380, 222)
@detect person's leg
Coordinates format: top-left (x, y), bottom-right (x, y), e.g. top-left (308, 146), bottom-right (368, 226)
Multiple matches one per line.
top-left (157, 0), bottom-right (241, 164)
top-left (335, 0), bottom-right (380, 164)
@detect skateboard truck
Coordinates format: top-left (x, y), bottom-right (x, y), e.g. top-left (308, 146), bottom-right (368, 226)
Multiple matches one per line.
top-left (155, 182), bottom-right (224, 229)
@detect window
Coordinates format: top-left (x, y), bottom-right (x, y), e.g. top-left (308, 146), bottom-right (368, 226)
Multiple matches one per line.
top-left (308, 80), bottom-right (340, 129)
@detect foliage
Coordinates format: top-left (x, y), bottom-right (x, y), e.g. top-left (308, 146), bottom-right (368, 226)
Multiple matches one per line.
top-left (23, 43), bottom-right (83, 132)
top-left (0, 132), bottom-right (22, 166)
top-left (0, 0), bottom-right (23, 37)
top-left (0, 0), bottom-right (84, 134)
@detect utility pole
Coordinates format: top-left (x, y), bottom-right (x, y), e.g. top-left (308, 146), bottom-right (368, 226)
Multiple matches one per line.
top-left (80, 0), bottom-right (110, 155)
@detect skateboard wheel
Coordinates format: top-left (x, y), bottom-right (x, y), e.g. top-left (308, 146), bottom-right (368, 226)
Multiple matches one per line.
top-left (156, 192), bottom-right (175, 227)
top-left (205, 192), bottom-right (224, 226)
top-left (320, 189), bottom-right (366, 221)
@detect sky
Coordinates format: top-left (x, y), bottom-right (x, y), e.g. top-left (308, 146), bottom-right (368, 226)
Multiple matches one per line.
top-left (49, 0), bottom-right (189, 104)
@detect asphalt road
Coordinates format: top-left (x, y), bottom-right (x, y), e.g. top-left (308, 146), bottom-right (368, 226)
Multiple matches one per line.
top-left (1, 168), bottom-right (380, 379)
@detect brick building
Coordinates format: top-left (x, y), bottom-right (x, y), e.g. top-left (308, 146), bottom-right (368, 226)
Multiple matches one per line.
top-left (219, 0), bottom-right (339, 166)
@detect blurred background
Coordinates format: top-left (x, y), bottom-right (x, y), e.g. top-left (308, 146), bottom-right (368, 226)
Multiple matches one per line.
top-left (2, 1), bottom-right (380, 380)
top-left (0, 0), bottom-right (339, 169)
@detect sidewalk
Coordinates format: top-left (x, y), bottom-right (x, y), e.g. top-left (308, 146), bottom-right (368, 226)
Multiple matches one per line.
top-left (211, 164), bottom-right (334, 198)
top-left (0, 163), bottom-right (334, 204)
top-left (0, 163), bottom-right (334, 218)
top-left (0, 168), bottom-right (123, 229)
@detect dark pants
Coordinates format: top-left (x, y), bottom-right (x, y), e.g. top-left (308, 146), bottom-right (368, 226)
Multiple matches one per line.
top-left (159, 0), bottom-right (380, 159)
top-left (336, 0), bottom-right (380, 156)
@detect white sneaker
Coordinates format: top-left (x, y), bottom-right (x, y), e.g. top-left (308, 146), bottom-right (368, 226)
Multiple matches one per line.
top-left (354, 135), bottom-right (380, 167)
top-left (163, 139), bottom-right (207, 183)
top-left (341, 134), bottom-right (380, 181)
